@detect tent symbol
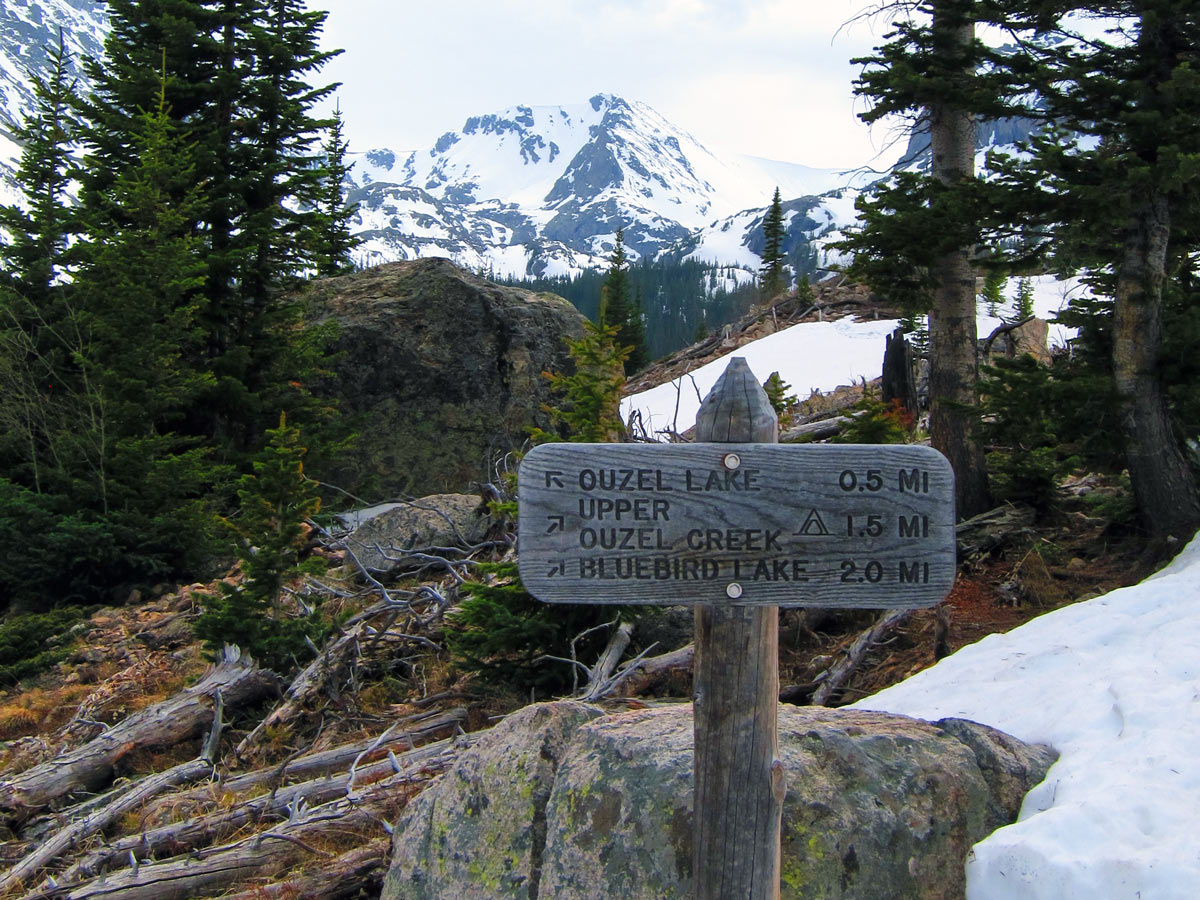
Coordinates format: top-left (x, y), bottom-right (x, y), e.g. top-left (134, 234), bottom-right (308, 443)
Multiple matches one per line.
top-left (796, 509), bottom-right (830, 537)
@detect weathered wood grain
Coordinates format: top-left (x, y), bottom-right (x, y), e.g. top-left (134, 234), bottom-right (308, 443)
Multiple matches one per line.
top-left (518, 441), bottom-right (956, 607)
top-left (691, 357), bottom-right (784, 900)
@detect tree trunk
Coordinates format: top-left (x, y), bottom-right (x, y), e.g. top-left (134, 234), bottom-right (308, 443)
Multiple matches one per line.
top-left (1113, 191), bottom-right (1200, 537)
top-left (928, 0), bottom-right (991, 520)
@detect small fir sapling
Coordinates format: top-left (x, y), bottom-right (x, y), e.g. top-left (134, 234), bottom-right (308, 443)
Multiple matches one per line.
top-left (450, 317), bottom-right (638, 695)
top-left (194, 413), bottom-right (329, 673)
top-left (1011, 277), bottom-right (1036, 322)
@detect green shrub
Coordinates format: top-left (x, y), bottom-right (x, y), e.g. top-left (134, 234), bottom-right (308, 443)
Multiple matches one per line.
top-left (0, 606), bottom-right (93, 684)
top-left (447, 561), bottom-right (635, 696)
top-left (835, 389), bottom-right (914, 444)
top-left (978, 355), bottom-right (1080, 510)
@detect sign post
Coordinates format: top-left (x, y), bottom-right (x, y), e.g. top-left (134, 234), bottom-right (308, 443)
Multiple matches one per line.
top-left (518, 357), bottom-right (955, 900)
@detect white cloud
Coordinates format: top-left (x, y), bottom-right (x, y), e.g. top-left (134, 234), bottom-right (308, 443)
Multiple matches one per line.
top-left (311, 0), bottom-right (895, 169)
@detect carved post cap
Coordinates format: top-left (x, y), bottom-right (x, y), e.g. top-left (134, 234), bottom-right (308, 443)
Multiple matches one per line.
top-left (695, 357), bottom-right (778, 444)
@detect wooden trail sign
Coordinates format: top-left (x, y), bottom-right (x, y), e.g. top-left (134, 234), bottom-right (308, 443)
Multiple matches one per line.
top-left (518, 357), bottom-right (957, 900)
top-left (517, 442), bottom-right (955, 608)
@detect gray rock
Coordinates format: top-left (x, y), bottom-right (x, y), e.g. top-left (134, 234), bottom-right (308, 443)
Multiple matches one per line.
top-left (302, 258), bottom-right (585, 497)
top-left (382, 701), bottom-right (1056, 900)
top-left (382, 701), bottom-right (605, 900)
top-left (341, 493), bottom-right (496, 574)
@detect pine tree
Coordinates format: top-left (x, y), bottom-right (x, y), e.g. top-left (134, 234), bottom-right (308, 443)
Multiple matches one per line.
top-left (311, 102), bottom-right (359, 277)
top-left (539, 321), bottom-right (629, 443)
top-left (980, 0), bottom-right (1200, 537)
top-left (760, 187), bottom-right (786, 301)
top-left (0, 34), bottom-right (80, 306)
top-left (0, 36), bottom-right (82, 493)
top-left (194, 412), bottom-right (327, 672)
top-left (602, 228), bottom-right (649, 374)
top-left (79, 0), bottom-right (342, 454)
top-left (982, 271), bottom-right (1006, 317)
top-left (1012, 277), bottom-right (1034, 322)
top-left (836, 0), bottom-right (993, 518)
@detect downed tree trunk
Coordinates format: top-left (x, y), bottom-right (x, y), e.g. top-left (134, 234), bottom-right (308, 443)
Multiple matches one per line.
top-left (607, 643), bottom-right (695, 698)
top-left (955, 503), bottom-right (1037, 557)
top-left (31, 764), bottom-right (422, 900)
top-left (780, 415), bottom-right (852, 443)
top-left (156, 706), bottom-right (466, 815)
top-left (0, 710), bottom-right (223, 897)
top-left (578, 622), bottom-right (634, 702)
top-left (215, 839), bottom-right (388, 900)
top-left (235, 623), bottom-right (368, 759)
top-left (29, 806), bottom-right (382, 900)
top-left (61, 730), bottom-right (474, 882)
top-left (811, 609), bottom-right (913, 706)
top-left (0, 647), bottom-right (277, 817)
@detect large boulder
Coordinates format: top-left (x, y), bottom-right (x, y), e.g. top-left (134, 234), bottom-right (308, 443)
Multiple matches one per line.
top-left (382, 702), bottom-right (1057, 900)
top-left (302, 258), bottom-right (585, 496)
top-left (340, 493), bottom-right (497, 574)
top-left (384, 702), bottom-right (605, 899)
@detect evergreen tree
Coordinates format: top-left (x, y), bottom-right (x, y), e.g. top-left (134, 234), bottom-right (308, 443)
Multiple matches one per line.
top-left (311, 102), bottom-right (359, 277)
top-left (1011, 277), bottom-right (1035, 322)
top-left (194, 412), bottom-right (327, 672)
top-left (0, 35), bottom-right (80, 305)
top-left (760, 187), bottom-right (786, 300)
top-left (0, 36), bottom-right (82, 494)
top-left (601, 228), bottom-right (649, 373)
top-left (982, 270), bottom-right (1006, 317)
top-left (537, 321), bottom-right (629, 443)
top-left (836, 0), bottom-right (993, 517)
top-left (79, 0), bottom-right (342, 454)
top-left (980, 0), bottom-right (1200, 536)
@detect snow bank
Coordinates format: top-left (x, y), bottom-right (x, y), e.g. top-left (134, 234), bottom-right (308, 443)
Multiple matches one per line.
top-left (854, 532), bottom-right (1200, 900)
top-left (621, 317), bottom-right (901, 436)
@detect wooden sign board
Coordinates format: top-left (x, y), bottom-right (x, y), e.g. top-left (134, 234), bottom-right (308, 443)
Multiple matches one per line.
top-left (518, 442), bottom-right (956, 608)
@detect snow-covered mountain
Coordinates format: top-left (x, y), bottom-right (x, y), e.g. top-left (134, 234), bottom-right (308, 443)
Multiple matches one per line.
top-left (346, 94), bottom-right (865, 279)
top-left (0, 0), bottom-right (107, 205)
top-left (0, 4), bottom-right (1036, 287)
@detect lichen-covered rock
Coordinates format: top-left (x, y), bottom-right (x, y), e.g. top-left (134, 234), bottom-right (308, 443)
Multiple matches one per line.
top-left (382, 701), bottom-right (1056, 900)
top-left (301, 258), bottom-right (585, 497)
top-left (341, 493), bottom-right (496, 574)
top-left (381, 701), bottom-right (604, 900)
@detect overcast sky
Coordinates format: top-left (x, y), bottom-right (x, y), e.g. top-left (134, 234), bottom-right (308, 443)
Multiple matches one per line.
top-left (312, 0), bottom-right (903, 171)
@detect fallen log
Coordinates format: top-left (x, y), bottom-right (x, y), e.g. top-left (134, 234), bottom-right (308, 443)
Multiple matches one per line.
top-left (0, 700), bottom-right (223, 895)
top-left (955, 503), bottom-right (1037, 558)
top-left (780, 415), bottom-right (852, 443)
top-left (30, 763), bottom-right (423, 900)
top-left (29, 806), bottom-right (382, 900)
top-left (216, 707), bottom-right (464, 796)
top-left (604, 643), bottom-right (695, 698)
top-left (60, 730), bottom-right (473, 882)
top-left (235, 624), bottom-right (368, 759)
top-left (0, 647), bottom-right (278, 817)
top-left (811, 609), bottom-right (913, 706)
top-left (215, 839), bottom-right (388, 900)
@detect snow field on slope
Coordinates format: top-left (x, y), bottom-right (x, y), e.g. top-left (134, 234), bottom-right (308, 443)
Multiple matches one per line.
top-left (853, 531), bottom-right (1200, 900)
top-left (404, 102), bottom-right (606, 209)
top-left (622, 273), bottom-right (1087, 437)
top-left (620, 317), bottom-right (902, 437)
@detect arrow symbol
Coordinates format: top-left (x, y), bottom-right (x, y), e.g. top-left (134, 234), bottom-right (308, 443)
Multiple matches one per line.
top-left (545, 470), bottom-right (565, 488)
top-left (547, 563), bottom-right (565, 578)
top-left (545, 516), bottom-right (565, 534)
